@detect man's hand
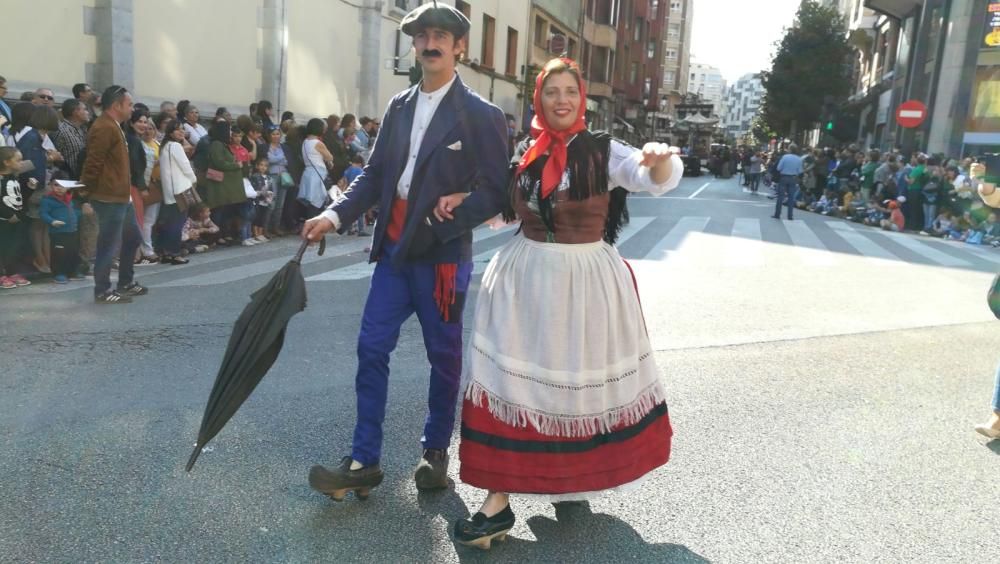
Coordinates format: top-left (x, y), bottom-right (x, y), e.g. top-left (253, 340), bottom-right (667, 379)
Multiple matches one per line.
top-left (302, 215), bottom-right (336, 242)
top-left (27, 178), bottom-right (38, 189)
top-left (81, 203), bottom-right (94, 216)
top-left (433, 193), bottom-right (471, 222)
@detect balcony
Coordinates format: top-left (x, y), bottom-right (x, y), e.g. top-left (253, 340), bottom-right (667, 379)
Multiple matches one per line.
top-left (583, 18), bottom-right (617, 49)
top-left (863, 0), bottom-right (921, 19)
top-left (588, 81), bottom-right (614, 99)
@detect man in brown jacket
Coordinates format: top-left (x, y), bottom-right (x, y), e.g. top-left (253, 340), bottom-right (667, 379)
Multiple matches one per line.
top-left (80, 85), bottom-right (147, 304)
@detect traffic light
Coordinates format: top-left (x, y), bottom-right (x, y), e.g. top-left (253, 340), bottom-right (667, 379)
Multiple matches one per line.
top-left (825, 120), bottom-right (834, 131)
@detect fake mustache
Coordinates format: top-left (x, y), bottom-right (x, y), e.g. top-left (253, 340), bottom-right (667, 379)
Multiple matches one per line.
top-left (421, 49), bottom-right (443, 58)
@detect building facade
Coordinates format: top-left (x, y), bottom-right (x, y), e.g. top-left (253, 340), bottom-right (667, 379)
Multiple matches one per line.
top-left (661, 0), bottom-right (694, 115)
top-left (687, 62), bottom-right (726, 117)
top-left (0, 0), bottom-right (530, 127)
top-left (722, 73), bottom-right (764, 142)
top-left (611, 0), bottom-right (670, 144)
top-left (820, 0), bottom-right (996, 158)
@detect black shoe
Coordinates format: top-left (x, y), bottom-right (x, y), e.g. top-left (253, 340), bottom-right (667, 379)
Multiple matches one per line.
top-left (414, 448), bottom-right (449, 490)
top-left (454, 505), bottom-right (516, 550)
top-left (164, 256), bottom-right (189, 265)
top-left (119, 282), bottom-right (149, 297)
top-left (771, 215), bottom-right (781, 219)
top-left (309, 456), bottom-right (384, 501)
top-left (95, 291), bottom-right (132, 304)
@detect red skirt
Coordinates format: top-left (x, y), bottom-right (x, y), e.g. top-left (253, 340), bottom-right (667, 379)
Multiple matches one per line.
top-left (458, 399), bottom-right (673, 496)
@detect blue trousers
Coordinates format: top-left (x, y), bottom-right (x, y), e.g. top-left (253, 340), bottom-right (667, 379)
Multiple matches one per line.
top-left (774, 175), bottom-right (798, 219)
top-left (91, 201), bottom-right (141, 297)
top-left (351, 249), bottom-right (473, 465)
top-left (992, 364), bottom-right (1000, 413)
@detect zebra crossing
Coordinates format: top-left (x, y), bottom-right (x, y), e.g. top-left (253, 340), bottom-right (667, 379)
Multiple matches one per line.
top-left (14, 215), bottom-right (1000, 295)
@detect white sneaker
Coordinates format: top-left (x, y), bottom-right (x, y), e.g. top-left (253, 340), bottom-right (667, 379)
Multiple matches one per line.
top-left (255, 235), bottom-right (269, 242)
top-left (194, 245), bottom-right (209, 253)
top-left (242, 239), bottom-right (257, 247)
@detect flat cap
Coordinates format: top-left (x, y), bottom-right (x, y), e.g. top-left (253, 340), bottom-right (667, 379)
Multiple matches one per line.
top-left (400, 2), bottom-right (471, 37)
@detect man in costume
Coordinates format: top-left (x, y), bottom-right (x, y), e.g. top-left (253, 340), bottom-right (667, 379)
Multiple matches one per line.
top-left (302, 2), bottom-right (510, 501)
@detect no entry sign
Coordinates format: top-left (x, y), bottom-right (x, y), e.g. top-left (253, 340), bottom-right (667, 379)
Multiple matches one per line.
top-left (896, 100), bottom-right (928, 128)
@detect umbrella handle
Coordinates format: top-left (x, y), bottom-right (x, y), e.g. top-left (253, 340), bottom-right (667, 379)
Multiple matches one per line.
top-left (293, 237), bottom-right (326, 263)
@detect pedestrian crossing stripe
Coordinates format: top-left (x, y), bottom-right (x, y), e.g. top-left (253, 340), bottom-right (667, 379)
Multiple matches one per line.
top-left (16, 217), bottom-right (1000, 294)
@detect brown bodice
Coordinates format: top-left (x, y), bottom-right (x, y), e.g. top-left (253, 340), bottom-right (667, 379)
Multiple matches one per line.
top-left (514, 183), bottom-right (610, 244)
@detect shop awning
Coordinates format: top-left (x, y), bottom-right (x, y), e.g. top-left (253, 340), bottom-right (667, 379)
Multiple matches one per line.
top-left (864, 0), bottom-right (921, 20)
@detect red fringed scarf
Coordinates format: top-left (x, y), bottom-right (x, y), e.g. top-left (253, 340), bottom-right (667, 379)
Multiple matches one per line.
top-left (385, 198), bottom-right (459, 322)
top-left (516, 58), bottom-right (588, 200)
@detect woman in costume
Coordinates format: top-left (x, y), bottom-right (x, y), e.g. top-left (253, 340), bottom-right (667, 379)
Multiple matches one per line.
top-left (441, 58), bottom-right (684, 549)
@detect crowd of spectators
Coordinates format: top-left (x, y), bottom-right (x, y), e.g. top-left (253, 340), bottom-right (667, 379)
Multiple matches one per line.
top-left (732, 143), bottom-right (997, 242)
top-left (0, 76), bottom-right (382, 301)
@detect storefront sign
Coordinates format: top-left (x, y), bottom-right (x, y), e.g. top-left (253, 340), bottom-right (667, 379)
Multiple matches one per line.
top-left (983, 2), bottom-right (1000, 48)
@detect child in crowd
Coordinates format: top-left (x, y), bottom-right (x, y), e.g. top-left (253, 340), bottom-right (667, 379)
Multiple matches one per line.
top-left (342, 154), bottom-right (367, 236)
top-left (976, 213), bottom-right (1000, 246)
top-left (182, 203), bottom-right (220, 253)
top-left (228, 126), bottom-right (256, 246)
top-left (809, 188), bottom-right (839, 215)
top-left (38, 172), bottom-right (83, 284)
top-left (946, 211), bottom-right (978, 241)
top-left (0, 147), bottom-right (32, 289)
top-left (249, 158), bottom-right (274, 243)
top-left (864, 199), bottom-right (890, 227)
top-left (880, 200), bottom-right (905, 232)
top-left (929, 209), bottom-right (953, 237)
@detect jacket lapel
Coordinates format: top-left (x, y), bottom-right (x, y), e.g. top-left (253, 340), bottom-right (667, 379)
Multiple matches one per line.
top-left (413, 76), bottom-right (464, 175)
top-left (388, 85), bottom-right (420, 190)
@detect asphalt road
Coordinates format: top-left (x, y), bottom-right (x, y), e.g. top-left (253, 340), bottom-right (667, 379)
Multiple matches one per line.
top-left (2, 173), bottom-right (998, 563)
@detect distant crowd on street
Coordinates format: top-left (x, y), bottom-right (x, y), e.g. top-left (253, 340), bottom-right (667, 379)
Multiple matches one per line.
top-left (725, 143), bottom-right (998, 240)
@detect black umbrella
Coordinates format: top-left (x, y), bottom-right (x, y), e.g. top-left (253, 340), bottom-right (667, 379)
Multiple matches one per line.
top-left (186, 237), bottom-right (326, 472)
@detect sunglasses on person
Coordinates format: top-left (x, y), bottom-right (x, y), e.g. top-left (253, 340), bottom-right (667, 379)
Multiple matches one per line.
top-left (37, 94), bottom-right (54, 101)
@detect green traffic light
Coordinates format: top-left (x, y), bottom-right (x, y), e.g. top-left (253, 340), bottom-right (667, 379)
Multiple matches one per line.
top-left (825, 121), bottom-right (834, 131)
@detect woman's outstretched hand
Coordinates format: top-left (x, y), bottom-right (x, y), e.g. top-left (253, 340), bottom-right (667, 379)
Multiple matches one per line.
top-left (641, 143), bottom-right (680, 184)
top-left (433, 192), bottom-right (471, 222)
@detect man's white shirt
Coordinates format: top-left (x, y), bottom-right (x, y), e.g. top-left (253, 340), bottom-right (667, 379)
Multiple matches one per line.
top-left (321, 74), bottom-right (457, 230)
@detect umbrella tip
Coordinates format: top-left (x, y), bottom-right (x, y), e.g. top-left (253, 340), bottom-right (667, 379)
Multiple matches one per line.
top-left (186, 445), bottom-right (202, 472)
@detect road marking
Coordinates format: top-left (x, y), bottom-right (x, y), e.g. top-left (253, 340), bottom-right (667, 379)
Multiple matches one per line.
top-left (688, 182), bottom-right (711, 199)
top-left (825, 221), bottom-right (904, 263)
top-left (728, 218), bottom-right (764, 267)
top-left (155, 242), bottom-right (354, 287)
top-left (643, 216), bottom-right (710, 263)
top-left (782, 220), bottom-right (837, 266)
top-left (838, 222), bottom-right (971, 267)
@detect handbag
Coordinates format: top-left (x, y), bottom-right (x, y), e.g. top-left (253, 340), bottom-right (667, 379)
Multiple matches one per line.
top-left (167, 145), bottom-right (201, 213)
top-left (206, 168), bottom-right (224, 182)
top-left (280, 171), bottom-right (294, 187)
top-left (243, 177), bottom-right (258, 199)
top-left (141, 177), bottom-right (163, 206)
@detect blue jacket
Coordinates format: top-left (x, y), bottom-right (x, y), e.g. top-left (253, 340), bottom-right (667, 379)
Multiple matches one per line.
top-left (39, 194), bottom-right (80, 233)
top-left (15, 128), bottom-right (47, 189)
top-left (332, 74), bottom-right (509, 266)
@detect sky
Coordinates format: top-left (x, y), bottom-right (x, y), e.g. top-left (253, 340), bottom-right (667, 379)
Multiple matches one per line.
top-left (689, 0), bottom-right (802, 84)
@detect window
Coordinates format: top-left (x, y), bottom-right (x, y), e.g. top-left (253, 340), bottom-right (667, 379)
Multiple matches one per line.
top-left (534, 16), bottom-right (547, 47)
top-left (582, 41), bottom-right (591, 78)
top-left (630, 62), bottom-right (639, 84)
top-left (568, 38), bottom-right (577, 58)
top-left (644, 77), bottom-right (652, 96)
top-left (666, 49), bottom-right (677, 60)
top-left (634, 18), bottom-right (642, 41)
top-left (456, 0), bottom-right (471, 20)
top-left (664, 70), bottom-right (675, 86)
top-left (671, 1), bottom-right (682, 11)
top-left (647, 41), bottom-right (656, 59)
top-left (394, 0), bottom-right (412, 10)
top-left (505, 27), bottom-right (518, 77)
top-left (650, 0), bottom-right (659, 13)
top-left (667, 23), bottom-right (680, 39)
top-left (481, 14), bottom-right (496, 68)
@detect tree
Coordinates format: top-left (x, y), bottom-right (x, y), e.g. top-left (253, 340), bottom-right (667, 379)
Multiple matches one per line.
top-left (760, 0), bottom-right (853, 140)
top-left (744, 111), bottom-right (776, 149)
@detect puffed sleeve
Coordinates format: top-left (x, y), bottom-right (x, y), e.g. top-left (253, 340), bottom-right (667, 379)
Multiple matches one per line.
top-left (979, 184), bottom-right (1000, 208)
top-left (607, 139), bottom-right (684, 196)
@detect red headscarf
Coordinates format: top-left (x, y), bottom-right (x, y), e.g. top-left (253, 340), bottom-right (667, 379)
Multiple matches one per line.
top-left (517, 58), bottom-right (587, 200)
